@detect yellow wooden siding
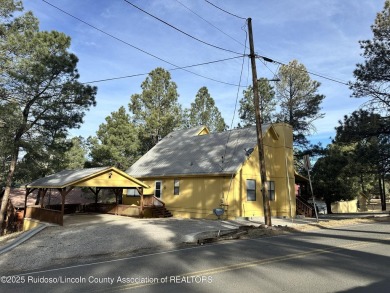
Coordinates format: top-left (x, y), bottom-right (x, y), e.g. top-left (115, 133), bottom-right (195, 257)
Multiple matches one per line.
top-left (128, 123), bottom-right (296, 219)
top-left (227, 123), bottom-right (295, 218)
top-left (197, 127), bottom-right (210, 136)
top-left (139, 177), bottom-right (230, 219)
top-left (122, 196), bottom-right (141, 206)
top-left (75, 169), bottom-right (144, 188)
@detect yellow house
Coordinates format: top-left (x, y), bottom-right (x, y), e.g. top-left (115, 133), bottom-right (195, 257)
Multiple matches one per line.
top-left (125, 123), bottom-right (296, 219)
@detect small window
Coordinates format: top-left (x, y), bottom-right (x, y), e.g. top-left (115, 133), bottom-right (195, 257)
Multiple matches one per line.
top-left (155, 181), bottom-right (162, 198)
top-left (247, 179), bottom-right (256, 201)
top-left (268, 181), bottom-right (275, 201)
top-left (174, 179), bottom-right (180, 195)
top-left (127, 188), bottom-right (140, 197)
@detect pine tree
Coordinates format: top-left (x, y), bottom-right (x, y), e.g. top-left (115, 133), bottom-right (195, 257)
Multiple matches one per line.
top-left (352, 0), bottom-right (390, 111)
top-left (88, 106), bottom-right (139, 170)
top-left (276, 60), bottom-right (325, 148)
top-left (64, 136), bottom-right (87, 169)
top-left (0, 0), bottom-right (97, 231)
top-left (185, 86), bottom-right (227, 132)
top-left (335, 110), bottom-right (389, 211)
top-left (238, 78), bottom-right (276, 127)
top-left (129, 68), bottom-right (182, 153)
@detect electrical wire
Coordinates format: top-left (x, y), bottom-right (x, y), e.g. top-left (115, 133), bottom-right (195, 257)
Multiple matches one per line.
top-left (43, 1), bottom-right (347, 90)
top-left (174, 0), bottom-right (246, 47)
top-left (82, 56), bottom-right (244, 85)
top-left (259, 57), bottom-right (280, 81)
top-left (42, 0), bottom-right (246, 87)
top-left (204, 0), bottom-right (247, 20)
top-left (222, 21), bottom-right (248, 170)
top-left (208, 20), bottom-right (248, 213)
top-left (257, 55), bottom-right (349, 86)
top-left (123, 0), bottom-right (243, 55)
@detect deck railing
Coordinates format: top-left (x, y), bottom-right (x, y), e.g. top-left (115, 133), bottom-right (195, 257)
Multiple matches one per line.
top-left (143, 194), bottom-right (165, 207)
top-left (296, 197), bottom-right (314, 217)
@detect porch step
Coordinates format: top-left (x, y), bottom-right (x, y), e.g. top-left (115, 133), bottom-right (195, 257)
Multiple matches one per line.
top-left (296, 197), bottom-right (315, 218)
top-left (150, 206), bottom-right (173, 218)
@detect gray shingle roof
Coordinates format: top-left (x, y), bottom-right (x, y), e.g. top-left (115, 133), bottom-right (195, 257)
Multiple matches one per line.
top-left (26, 167), bottom-right (110, 188)
top-left (126, 125), bottom-right (272, 177)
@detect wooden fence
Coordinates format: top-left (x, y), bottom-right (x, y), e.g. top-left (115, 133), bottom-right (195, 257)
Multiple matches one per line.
top-left (25, 206), bottom-right (63, 226)
top-left (85, 203), bottom-right (140, 217)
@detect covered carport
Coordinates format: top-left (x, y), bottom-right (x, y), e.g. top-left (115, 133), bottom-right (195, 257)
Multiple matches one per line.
top-left (24, 166), bottom-right (149, 225)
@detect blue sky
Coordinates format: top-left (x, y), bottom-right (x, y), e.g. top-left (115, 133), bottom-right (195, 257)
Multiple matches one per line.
top-left (23, 0), bottom-right (384, 146)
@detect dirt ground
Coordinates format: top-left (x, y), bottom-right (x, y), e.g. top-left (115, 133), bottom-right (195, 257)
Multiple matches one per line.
top-left (244, 216), bottom-right (390, 238)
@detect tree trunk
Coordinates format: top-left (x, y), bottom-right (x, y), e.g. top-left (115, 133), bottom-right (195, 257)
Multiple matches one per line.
top-left (0, 147), bottom-right (19, 234)
top-left (35, 192), bottom-right (41, 205)
top-left (360, 173), bottom-right (367, 197)
top-left (325, 200), bottom-right (332, 214)
top-left (381, 173), bottom-right (387, 211)
top-left (378, 175), bottom-right (385, 211)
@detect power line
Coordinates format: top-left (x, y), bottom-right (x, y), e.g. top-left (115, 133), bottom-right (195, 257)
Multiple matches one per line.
top-left (257, 55), bottom-right (349, 86)
top-left (42, 1), bottom-right (172, 66)
top-left (42, 0), bottom-right (246, 87)
top-left (82, 56), bottom-right (244, 85)
top-left (204, 0), bottom-right (247, 20)
top-left (42, 1), bottom-right (346, 88)
top-left (222, 21), bottom-right (248, 168)
top-left (174, 0), bottom-right (245, 47)
top-left (259, 57), bottom-right (280, 81)
top-left (123, 0), bottom-right (243, 55)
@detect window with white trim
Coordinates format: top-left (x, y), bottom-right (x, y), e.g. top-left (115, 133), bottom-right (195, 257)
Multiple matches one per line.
top-left (268, 181), bottom-right (275, 201)
top-left (247, 179), bottom-right (256, 201)
top-left (174, 179), bottom-right (180, 195)
top-left (155, 181), bottom-right (162, 198)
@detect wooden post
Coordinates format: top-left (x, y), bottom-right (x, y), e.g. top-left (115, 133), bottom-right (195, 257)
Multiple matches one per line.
top-left (24, 189), bottom-right (29, 218)
top-left (248, 18), bottom-right (271, 226)
top-left (138, 187), bottom-right (144, 218)
top-left (61, 189), bottom-right (66, 217)
top-left (23, 188), bottom-right (36, 218)
top-left (40, 189), bottom-right (48, 208)
top-left (57, 187), bottom-right (73, 225)
top-left (114, 188), bottom-right (118, 215)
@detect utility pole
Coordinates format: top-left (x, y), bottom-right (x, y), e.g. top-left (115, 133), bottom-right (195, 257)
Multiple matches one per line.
top-left (247, 18), bottom-right (272, 226)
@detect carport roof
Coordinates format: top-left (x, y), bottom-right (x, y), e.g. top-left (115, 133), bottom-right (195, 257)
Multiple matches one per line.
top-left (26, 166), bottom-right (149, 189)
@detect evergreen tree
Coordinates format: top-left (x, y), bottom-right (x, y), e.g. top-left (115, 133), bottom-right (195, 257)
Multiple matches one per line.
top-left (238, 78), bottom-right (277, 127)
top-left (335, 110), bottom-right (389, 210)
top-left (185, 86), bottom-right (227, 132)
top-left (129, 68), bottom-right (182, 153)
top-left (88, 106), bottom-right (139, 170)
top-left (0, 0), bottom-right (97, 231)
top-left (13, 135), bottom-right (70, 185)
top-left (276, 60), bottom-right (325, 148)
top-left (311, 144), bottom-right (359, 213)
top-left (352, 0), bottom-right (390, 111)
top-left (64, 136), bottom-right (87, 169)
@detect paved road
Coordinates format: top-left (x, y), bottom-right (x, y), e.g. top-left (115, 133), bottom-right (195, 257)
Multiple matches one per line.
top-left (1, 221), bottom-right (389, 293)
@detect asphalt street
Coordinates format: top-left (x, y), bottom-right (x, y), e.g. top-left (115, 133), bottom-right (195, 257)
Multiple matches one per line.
top-left (1, 221), bottom-right (389, 293)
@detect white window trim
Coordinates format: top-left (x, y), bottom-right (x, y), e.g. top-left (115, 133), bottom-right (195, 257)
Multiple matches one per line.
top-left (174, 179), bottom-right (180, 195)
top-left (246, 179), bottom-right (256, 201)
top-left (155, 181), bottom-right (162, 198)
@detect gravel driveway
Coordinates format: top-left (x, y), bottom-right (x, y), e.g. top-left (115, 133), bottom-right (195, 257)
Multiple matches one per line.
top-left (0, 213), bottom-right (247, 274)
top-left (2, 213), bottom-right (387, 275)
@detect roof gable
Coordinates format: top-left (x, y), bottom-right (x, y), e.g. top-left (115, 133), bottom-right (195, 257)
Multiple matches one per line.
top-left (162, 125), bottom-right (209, 140)
top-left (127, 124), bottom-right (278, 178)
top-left (26, 166), bottom-right (149, 189)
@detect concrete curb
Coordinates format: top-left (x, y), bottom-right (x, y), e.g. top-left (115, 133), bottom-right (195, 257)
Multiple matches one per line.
top-left (0, 224), bottom-right (48, 255)
top-left (183, 228), bottom-right (241, 244)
